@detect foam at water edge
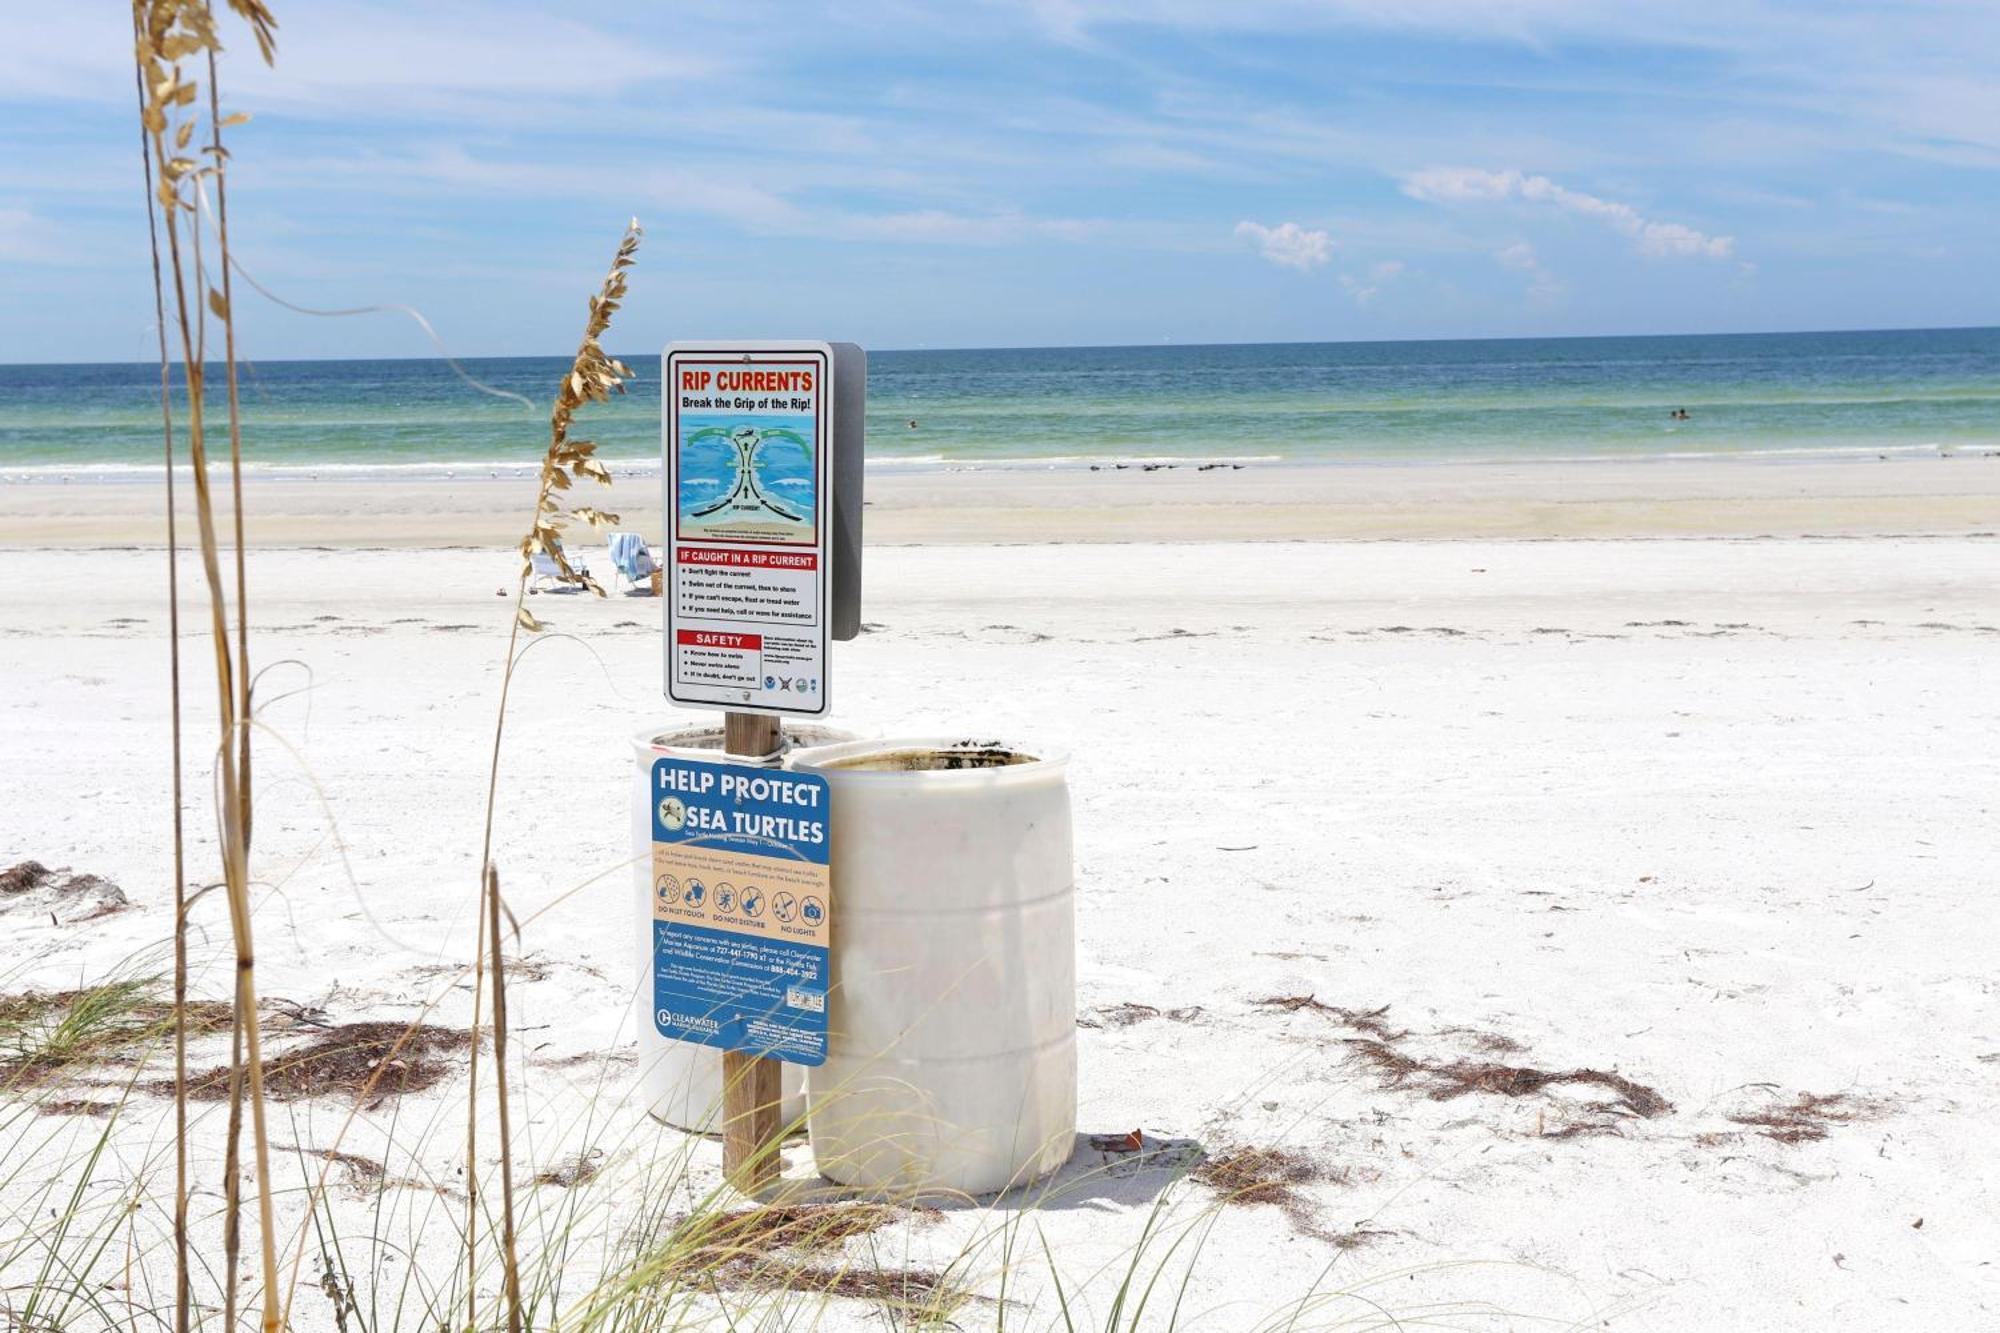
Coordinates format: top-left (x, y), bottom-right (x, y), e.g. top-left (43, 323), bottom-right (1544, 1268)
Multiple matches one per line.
top-left (9, 441), bottom-right (1990, 487)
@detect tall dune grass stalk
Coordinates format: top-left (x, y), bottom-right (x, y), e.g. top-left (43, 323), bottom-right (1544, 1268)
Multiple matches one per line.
top-left (488, 865), bottom-right (525, 1333)
top-left (130, 1), bottom-right (280, 1329)
top-left (467, 219), bottom-right (640, 1331)
top-left (205, 38), bottom-right (255, 855)
top-left (129, 49), bottom-right (191, 1333)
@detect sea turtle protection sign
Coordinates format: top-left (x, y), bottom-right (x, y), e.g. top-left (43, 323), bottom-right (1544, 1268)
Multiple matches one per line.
top-left (663, 342), bottom-right (864, 717)
top-left (648, 756), bottom-right (831, 1065)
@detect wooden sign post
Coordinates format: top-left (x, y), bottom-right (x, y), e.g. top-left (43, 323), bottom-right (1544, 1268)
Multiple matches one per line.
top-left (721, 709), bottom-right (783, 1192)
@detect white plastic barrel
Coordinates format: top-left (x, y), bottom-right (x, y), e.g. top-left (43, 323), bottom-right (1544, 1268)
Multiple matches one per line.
top-left (632, 723), bottom-right (859, 1133)
top-left (786, 738), bottom-right (1076, 1194)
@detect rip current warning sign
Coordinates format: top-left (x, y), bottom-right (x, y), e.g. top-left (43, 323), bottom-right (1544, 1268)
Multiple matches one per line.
top-left (664, 342), bottom-right (863, 716)
top-left (648, 757), bottom-right (831, 1066)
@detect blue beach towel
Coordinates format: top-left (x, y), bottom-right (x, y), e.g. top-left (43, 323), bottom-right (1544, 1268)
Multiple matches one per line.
top-left (607, 531), bottom-right (655, 580)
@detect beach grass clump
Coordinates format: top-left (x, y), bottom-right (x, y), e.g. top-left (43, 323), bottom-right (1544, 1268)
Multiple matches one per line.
top-left (667, 1201), bottom-right (911, 1269)
top-left (0, 975), bottom-right (228, 1083)
top-left (565, 1191), bottom-right (973, 1327)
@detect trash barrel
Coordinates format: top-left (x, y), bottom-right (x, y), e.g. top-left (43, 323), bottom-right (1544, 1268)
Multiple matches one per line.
top-left (632, 723), bottom-right (859, 1133)
top-left (786, 738), bottom-right (1076, 1193)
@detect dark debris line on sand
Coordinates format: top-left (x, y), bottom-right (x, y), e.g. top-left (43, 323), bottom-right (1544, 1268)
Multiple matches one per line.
top-left (1253, 996), bottom-right (1895, 1151)
top-left (1078, 1001), bottom-right (1206, 1029)
top-left (1726, 1091), bottom-right (1886, 1144)
top-left (178, 1021), bottom-right (470, 1105)
top-left (1192, 1146), bottom-right (1323, 1208)
top-left (1252, 995), bottom-right (1408, 1041)
top-left (277, 1141), bottom-right (466, 1199)
top-left (276, 1142), bottom-right (386, 1192)
top-left (0, 860), bottom-right (130, 923)
top-left (533, 1149), bottom-right (606, 1189)
top-left (735, 1262), bottom-right (962, 1313)
top-left (36, 1098), bottom-right (121, 1118)
top-left (1344, 1037), bottom-right (1674, 1120)
top-left (1251, 997), bottom-right (1672, 1122)
top-left (1191, 1147), bottom-right (1384, 1250)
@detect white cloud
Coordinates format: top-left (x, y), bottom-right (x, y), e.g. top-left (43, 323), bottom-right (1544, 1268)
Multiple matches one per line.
top-left (1493, 240), bottom-right (1564, 300)
top-left (1235, 219), bottom-right (1332, 269)
top-left (1403, 167), bottom-right (1736, 260)
top-left (0, 3), bottom-right (719, 116)
top-left (1098, 141), bottom-right (1220, 173)
top-left (264, 145), bottom-right (1136, 249)
top-left (1012, 3), bottom-right (2000, 169)
top-left (1338, 259), bottom-right (1404, 304)
top-left (1020, 0), bottom-right (1625, 45)
top-left (823, 209), bottom-right (1110, 246)
top-left (0, 208), bottom-right (66, 264)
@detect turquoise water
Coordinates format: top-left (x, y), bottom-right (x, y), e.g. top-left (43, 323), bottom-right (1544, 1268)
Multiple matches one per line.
top-left (2, 328), bottom-right (1995, 479)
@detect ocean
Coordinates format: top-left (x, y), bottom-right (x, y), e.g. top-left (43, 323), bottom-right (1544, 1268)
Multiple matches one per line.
top-left (2, 327), bottom-right (1995, 481)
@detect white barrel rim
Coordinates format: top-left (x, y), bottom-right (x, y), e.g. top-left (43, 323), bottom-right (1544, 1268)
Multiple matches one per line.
top-left (633, 723), bottom-right (732, 757)
top-left (634, 722), bottom-right (866, 765)
top-left (788, 736), bottom-right (1068, 783)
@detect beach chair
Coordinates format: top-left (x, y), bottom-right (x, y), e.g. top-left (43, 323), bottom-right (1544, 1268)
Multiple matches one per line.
top-left (527, 541), bottom-right (591, 593)
top-left (606, 530), bottom-right (659, 593)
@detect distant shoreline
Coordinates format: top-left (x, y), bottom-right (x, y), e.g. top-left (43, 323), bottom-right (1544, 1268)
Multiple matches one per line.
top-left (6, 439), bottom-right (1996, 488)
top-left (4, 456), bottom-right (1994, 547)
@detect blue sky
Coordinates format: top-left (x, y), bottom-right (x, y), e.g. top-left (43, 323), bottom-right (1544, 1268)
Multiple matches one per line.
top-left (4, 1), bottom-right (1997, 360)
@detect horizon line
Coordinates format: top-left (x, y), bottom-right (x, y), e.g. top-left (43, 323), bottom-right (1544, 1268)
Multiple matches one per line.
top-left (4, 322), bottom-right (1995, 369)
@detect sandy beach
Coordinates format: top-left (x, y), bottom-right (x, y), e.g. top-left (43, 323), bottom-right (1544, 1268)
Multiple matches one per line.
top-left (3, 454), bottom-right (1999, 548)
top-left (3, 485), bottom-right (1996, 1326)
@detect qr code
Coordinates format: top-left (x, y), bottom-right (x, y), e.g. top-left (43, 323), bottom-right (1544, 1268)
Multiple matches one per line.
top-left (786, 987), bottom-right (825, 1014)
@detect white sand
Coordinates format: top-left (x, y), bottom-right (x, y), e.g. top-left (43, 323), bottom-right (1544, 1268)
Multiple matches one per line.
top-left (5, 454), bottom-right (2000, 546)
top-left (2, 536), bottom-right (1997, 1328)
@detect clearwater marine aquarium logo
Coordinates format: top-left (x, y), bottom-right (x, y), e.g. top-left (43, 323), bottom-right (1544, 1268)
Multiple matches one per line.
top-left (658, 796), bottom-right (686, 831)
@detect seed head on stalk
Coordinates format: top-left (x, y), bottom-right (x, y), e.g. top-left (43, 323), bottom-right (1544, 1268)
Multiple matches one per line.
top-left (514, 220), bottom-right (643, 631)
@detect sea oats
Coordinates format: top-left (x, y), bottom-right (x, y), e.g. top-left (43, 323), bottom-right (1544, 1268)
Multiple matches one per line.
top-left (513, 220), bottom-right (644, 629)
top-left (131, 3), bottom-right (282, 1330)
